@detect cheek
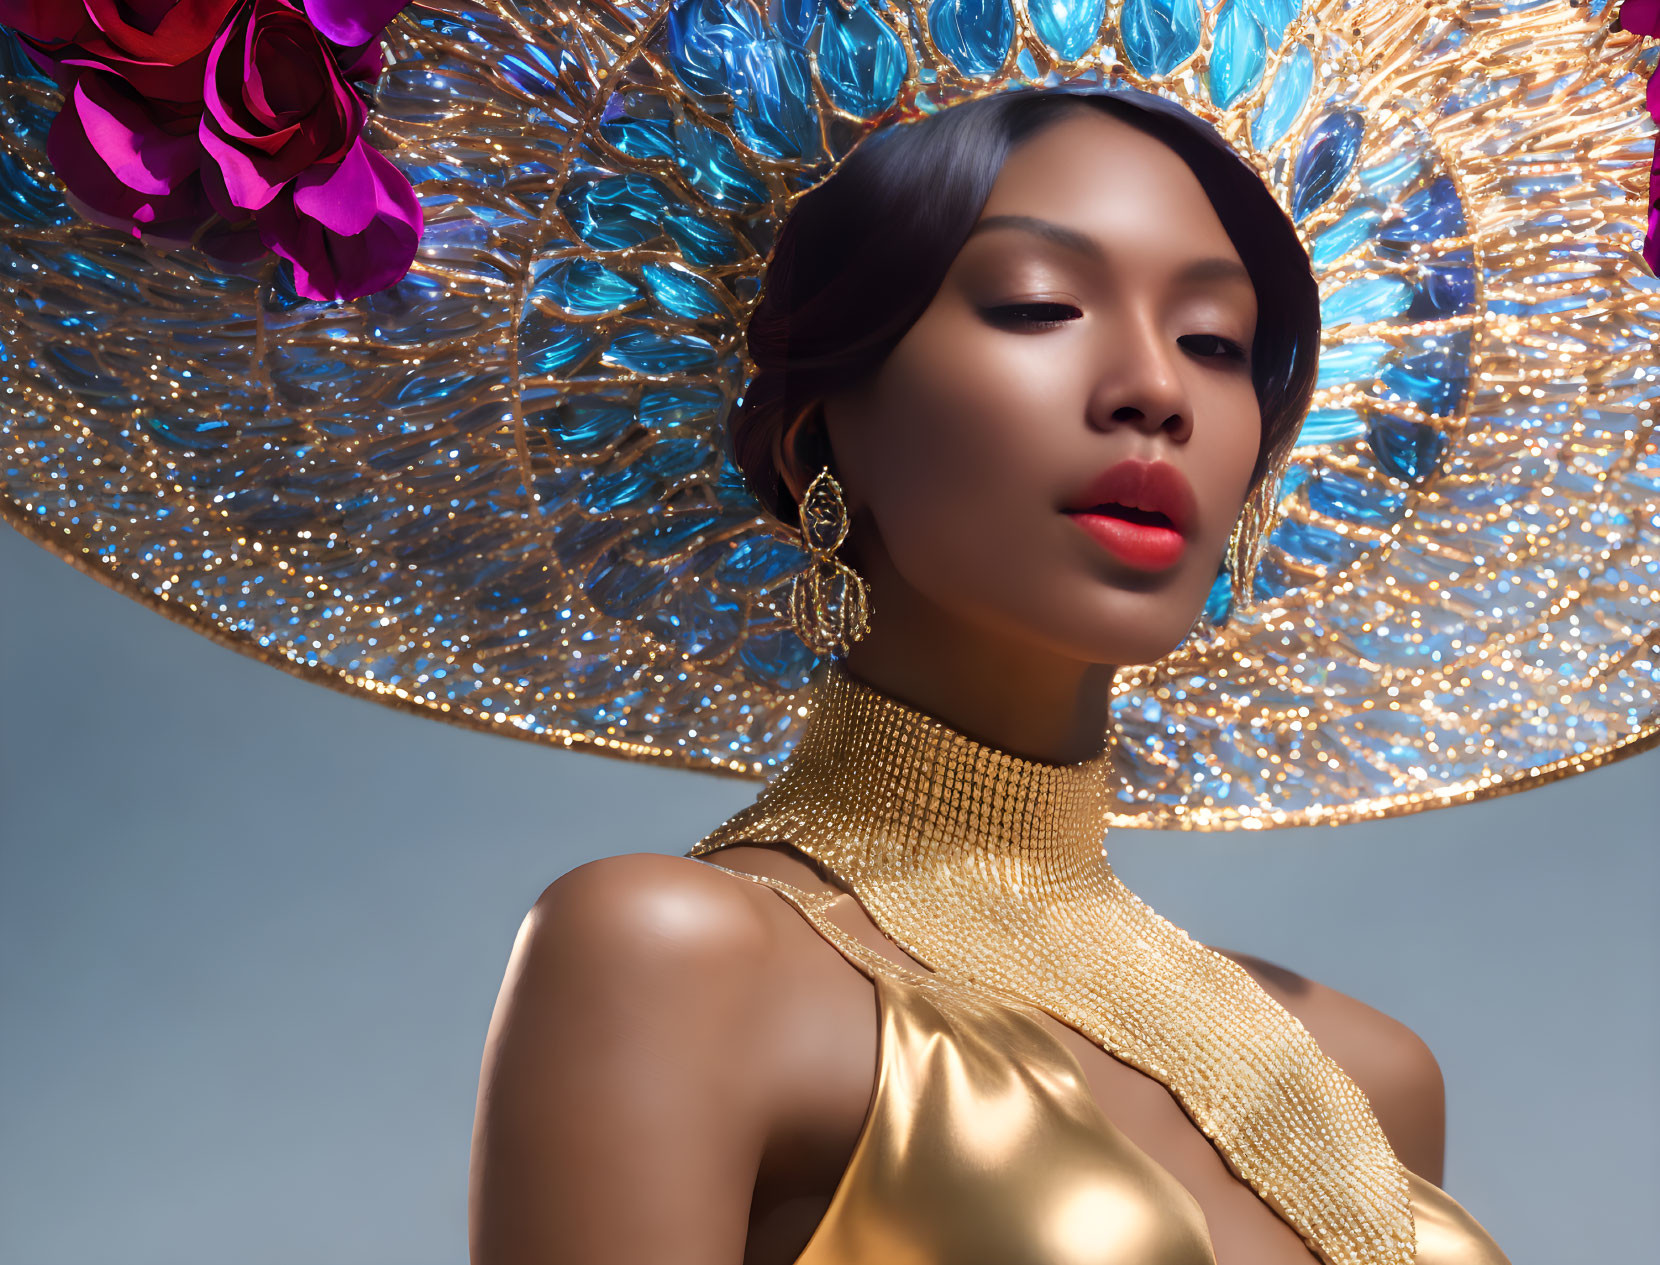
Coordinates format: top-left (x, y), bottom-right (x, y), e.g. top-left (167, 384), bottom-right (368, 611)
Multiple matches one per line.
top-left (833, 320), bottom-right (1089, 638)
top-left (844, 317), bottom-right (1070, 527)
top-left (1216, 409), bottom-right (1262, 501)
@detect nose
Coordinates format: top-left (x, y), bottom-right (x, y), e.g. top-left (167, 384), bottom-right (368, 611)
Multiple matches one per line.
top-left (1085, 308), bottom-right (1194, 443)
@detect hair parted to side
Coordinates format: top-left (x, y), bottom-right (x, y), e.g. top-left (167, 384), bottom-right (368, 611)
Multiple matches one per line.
top-left (727, 85), bottom-right (1321, 532)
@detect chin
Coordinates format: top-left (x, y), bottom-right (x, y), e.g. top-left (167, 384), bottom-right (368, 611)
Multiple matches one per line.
top-left (1053, 588), bottom-right (1214, 667)
top-left (1089, 632), bottom-right (1195, 668)
top-left (991, 603), bottom-right (1202, 669)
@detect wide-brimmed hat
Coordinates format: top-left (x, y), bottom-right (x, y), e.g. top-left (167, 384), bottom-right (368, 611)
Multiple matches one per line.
top-left (1, 0), bottom-right (1656, 827)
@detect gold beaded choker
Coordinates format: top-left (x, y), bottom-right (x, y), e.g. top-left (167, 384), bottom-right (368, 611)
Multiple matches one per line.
top-left (690, 662), bottom-right (1414, 1265)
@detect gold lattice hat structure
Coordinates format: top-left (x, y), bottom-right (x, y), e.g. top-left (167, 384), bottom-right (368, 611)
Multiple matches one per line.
top-left (1, 0), bottom-right (1656, 827)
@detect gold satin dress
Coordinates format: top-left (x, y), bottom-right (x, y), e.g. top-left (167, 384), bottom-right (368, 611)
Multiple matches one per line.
top-left (702, 866), bottom-right (1511, 1265)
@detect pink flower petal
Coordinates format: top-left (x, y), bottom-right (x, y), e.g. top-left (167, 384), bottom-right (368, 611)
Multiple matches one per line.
top-left (122, 0), bottom-right (179, 33)
top-left (257, 139), bottom-right (421, 300)
top-left (247, 25), bottom-right (329, 119)
top-left (60, 72), bottom-right (201, 197)
top-left (82, 0), bottom-right (240, 64)
top-left (1648, 147), bottom-right (1660, 276)
top-left (61, 184), bottom-right (145, 238)
top-left (1620, 0), bottom-right (1660, 37)
top-left (46, 72), bottom-right (210, 239)
top-left (70, 0), bottom-right (240, 102)
top-left (339, 38), bottom-right (383, 83)
top-left (289, 134), bottom-right (380, 234)
top-left (199, 119), bottom-right (291, 209)
top-left (17, 43), bottom-right (79, 92)
top-left (197, 214), bottom-right (268, 264)
top-left (302, 0), bottom-right (405, 49)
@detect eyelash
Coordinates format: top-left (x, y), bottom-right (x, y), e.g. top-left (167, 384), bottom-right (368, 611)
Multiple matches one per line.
top-left (985, 303), bottom-right (1250, 363)
top-left (1181, 333), bottom-right (1251, 364)
top-left (976, 302), bottom-right (1082, 330)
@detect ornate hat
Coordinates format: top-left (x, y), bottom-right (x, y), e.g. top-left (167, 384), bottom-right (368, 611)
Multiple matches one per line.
top-left (1, 0), bottom-right (1656, 828)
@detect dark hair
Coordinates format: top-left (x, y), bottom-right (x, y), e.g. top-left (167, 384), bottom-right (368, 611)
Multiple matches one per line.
top-left (729, 85), bottom-right (1320, 528)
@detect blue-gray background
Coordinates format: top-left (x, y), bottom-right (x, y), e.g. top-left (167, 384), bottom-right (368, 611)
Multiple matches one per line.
top-left (2, 521), bottom-right (1655, 1265)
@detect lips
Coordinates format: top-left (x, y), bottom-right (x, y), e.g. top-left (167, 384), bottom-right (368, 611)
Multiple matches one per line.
top-left (1062, 458), bottom-right (1198, 536)
top-left (1062, 458), bottom-right (1197, 571)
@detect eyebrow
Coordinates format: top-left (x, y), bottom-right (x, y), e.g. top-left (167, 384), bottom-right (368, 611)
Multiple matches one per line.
top-left (966, 214), bottom-right (1254, 289)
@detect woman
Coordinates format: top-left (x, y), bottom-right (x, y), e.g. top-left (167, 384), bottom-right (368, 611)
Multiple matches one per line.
top-left (0, 1), bottom-right (1646, 1260)
top-left (467, 89), bottom-right (1510, 1265)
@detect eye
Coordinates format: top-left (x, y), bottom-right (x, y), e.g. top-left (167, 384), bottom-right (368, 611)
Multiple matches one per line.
top-left (1181, 333), bottom-right (1250, 364)
top-left (984, 302), bottom-right (1081, 330)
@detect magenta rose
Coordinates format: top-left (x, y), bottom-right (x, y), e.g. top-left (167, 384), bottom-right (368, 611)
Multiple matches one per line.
top-left (197, 0), bottom-right (420, 299)
top-left (1620, 3), bottom-right (1660, 275)
top-left (1619, 0), bottom-right (1660, 37)
top-left (1648, 152), bottom-right (1660, 277)
top-left (252, 137), bottom-right (422, 299)
top-left (2, 0), bottom-right (241, 103)
top-left (199, 0), bottom-right (376, 212)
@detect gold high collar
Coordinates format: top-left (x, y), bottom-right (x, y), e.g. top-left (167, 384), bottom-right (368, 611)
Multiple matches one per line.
top-left (691, 661), bottom-right (1415, 1265)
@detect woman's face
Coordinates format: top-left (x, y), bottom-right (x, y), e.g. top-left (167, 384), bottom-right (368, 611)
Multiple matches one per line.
top-left (820, 107), bottom-right (1262, 668)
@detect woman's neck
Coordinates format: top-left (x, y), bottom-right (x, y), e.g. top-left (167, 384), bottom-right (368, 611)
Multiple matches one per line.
top-left (838, 586), bottom-right (1119, 766)
top-left (695, 660), bottom-right (1116, 883)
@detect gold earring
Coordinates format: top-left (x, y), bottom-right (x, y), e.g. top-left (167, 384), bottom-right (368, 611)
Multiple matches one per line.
top-left (1225, 453), bottom-right (1291, 612)
top-left (789, 466), bottom-right (871, 658)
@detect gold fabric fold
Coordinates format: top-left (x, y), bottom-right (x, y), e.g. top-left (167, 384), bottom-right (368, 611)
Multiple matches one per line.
top-left (690, 662), bottom-right (1415, 1265)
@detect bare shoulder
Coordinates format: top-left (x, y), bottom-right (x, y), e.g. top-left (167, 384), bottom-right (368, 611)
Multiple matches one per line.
top-left (1211, 947), bottom-right (1447, 1184)
top-left (495, 850), bottom-right (789, 1110)
top-left (527, 850), bottom-right (780, 972)
top-left (470, 854), bottom-right (788, 1264)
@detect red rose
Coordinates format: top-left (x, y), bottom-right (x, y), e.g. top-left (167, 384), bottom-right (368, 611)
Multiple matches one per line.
top-left (0, 1), bottom-right (87, 44)
top-left (4, 0), bottom-right (241, 103)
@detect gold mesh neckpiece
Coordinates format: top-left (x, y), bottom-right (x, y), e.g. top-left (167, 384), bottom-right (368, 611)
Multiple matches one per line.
top-left (690, 662), bottom-right (1414, 1265)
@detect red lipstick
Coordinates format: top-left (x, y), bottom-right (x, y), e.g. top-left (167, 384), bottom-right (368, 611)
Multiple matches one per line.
top-left (1062, 458), bottom-right (1197, 572)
